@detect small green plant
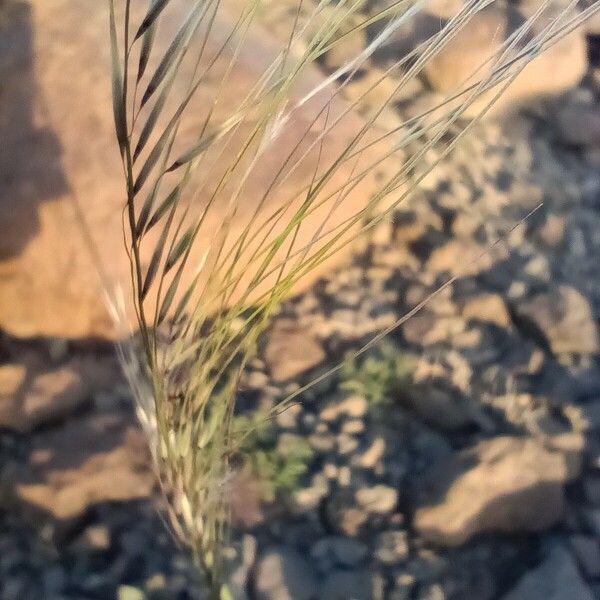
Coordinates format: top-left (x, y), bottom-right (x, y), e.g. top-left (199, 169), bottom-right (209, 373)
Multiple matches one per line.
top-left (340, 342), bottom-right (411, 406)
top-left (234, 413), bottom-right (314, 502)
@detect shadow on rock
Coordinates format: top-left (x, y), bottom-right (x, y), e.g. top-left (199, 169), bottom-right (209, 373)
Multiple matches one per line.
top-left (0, 1), bottom-right (69, 260)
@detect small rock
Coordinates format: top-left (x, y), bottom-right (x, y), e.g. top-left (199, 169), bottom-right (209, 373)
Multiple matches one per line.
top-left (337, 433), bottom-right (360, 455)
top-left (513, 285), bottom-right (599, 355)
top-left (452, 212), bottom-right (481, 238)
top-left (417, 583), bottom-right (445, 600)
top-left (344, 69), bottom-right (404, 131)
top-left (13, 411), bottom-right (154, 520)
top-left (532, 214), bottom-right (565, 247)
top-left (276, 404), bottom-right (302, 429)
top-left (244, 370), bottom-right (269, 390)
top-left (555, 100), bottom-right (600, 147)
top-left (317, 569), bottom-right (374, 600)
top-left (462, 294), bottom-right (511, 328)
top-left (390, 573), bottom-right (416, 600)
top-left (254, 546), bottom-right (317, 600)
top-left (355, 484), bottom-right (398, 514)
top-left (564, 399), bottom-right (600, 432)
top-left (0, 355), bottom-right (120, 432)
top-left (310, 536), bottom-right (368, 569)
top-left (413, 436), bottom-right (581, 545)
top-left (354, 437), bottom-right (386, 469)
top-left (323, 16), bottom-right (367, 71)
top-left (402, 383), bottom-right (480, 432)
top-left (309, 432), bottom-right (336, 453)
top-left (546, 432), bottom-right (585, 481)
top-left (502, 545), bottom-right (594, 600)
top-left (320, 395), bottom-right (368, 422)
top-left (374, 530), bottom-right (409, 565)
top-left (337, 466), bottom-right (352, 488)
top-left (342, 419), bottom-right (365, 435)
top-left (117, 586), bottom-right (145, 600)
top-left (326, 490), bottom-right (369, 536)
top-left (71, 525), bottom-right (111, 552)
top-left (425, 0), bottom-right (464, 19)
top-left (292, 473), bottom-right (329, 514)
top-left (264, 319), bottom-right (326, 382)
top-left (524, 255), bottom-right (551, 281)
top-left (426, 239), bottom-right (496, 277)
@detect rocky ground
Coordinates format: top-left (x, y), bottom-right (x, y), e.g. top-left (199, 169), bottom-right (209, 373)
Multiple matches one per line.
top-left (2, 0), bottom-right (600, 599)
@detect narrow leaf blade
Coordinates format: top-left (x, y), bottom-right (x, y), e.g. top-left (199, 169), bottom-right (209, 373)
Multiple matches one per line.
top-left (141, 222), bottom-right (170, 300)
top-left (134, 0), bottom-right (170, 41)
top-left (166, 130), bottom-right (218, 172)
top-left (165, 227), bottom-right (194, 272)
top-left (109, 0), bottom-right (127, 154)
top-left (136, 180), bottom-right (160, 237)
top-left (140, 2), bottom-right (204, 107)
top-left (146, 181), bottom-right (183, 232)
top-left (137, 18), bottom-right (157, 83)
top-left (133, 121), bottom-right (174, 194)
top-left (157, 261), bottom-right (186, 324)
top-left (172, 271), bottom-right (201, 323)
top-left (133, 79), bottom-right (170, 161)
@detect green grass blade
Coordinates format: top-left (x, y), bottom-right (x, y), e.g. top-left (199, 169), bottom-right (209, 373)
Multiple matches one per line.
top-left (133, 74), bottom-right (172, 161)
top-left (140, 2), bottom-right (206, 108)
top-left (109, 0), bottom-right (127, 155)
top-left (146, 175), bottom-right (188, 232)
top-left (171, 269), bottom-right (202, 323)
top-left (157, 260), bottom-right (187, 324)
top-left (165, 115), bottom-right (242, 172)
top-left (137, 0), bottom-right (162, 83)
top-left (136, 179), bottom-right (161, 237)
top-left (134, 0), bottom-right (171, 42)
top-left (165, 226), bottom-right (194, 272)
top-left (141, 213), bottom-right (173, 300)
top-left (133, 123), bottom-right (174, 194)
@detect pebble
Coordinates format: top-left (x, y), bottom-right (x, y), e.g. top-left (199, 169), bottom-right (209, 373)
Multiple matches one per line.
top-left (254, 546), bottom-right (317, 600)
top-left (355, 485), bottom-right (398, 514)
top-left (355, 437), bottom-right (386, 469)
top-left (513, 286), bottom-right (600, 355)
top-left (413, 436), bottom-right (578, 545)
top-left (320, 395), bottom-right (369, 422)
top-left (375, 530), bottom-right (410, 565)
top-left (310, 536), bottom-right (368, 569)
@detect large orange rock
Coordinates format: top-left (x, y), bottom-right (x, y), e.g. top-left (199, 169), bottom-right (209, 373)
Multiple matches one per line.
top-left (422, 4), bottom-right (587, 117)
top-left (0, 0), bottom-right (395, 340)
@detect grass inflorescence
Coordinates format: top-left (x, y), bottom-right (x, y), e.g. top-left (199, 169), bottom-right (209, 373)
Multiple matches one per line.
top-left (108, 0), bottom-right (598, 595)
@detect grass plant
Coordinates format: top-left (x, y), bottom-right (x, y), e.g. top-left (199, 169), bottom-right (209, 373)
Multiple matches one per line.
top-left (108, 0), bottom-right (598, 595)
